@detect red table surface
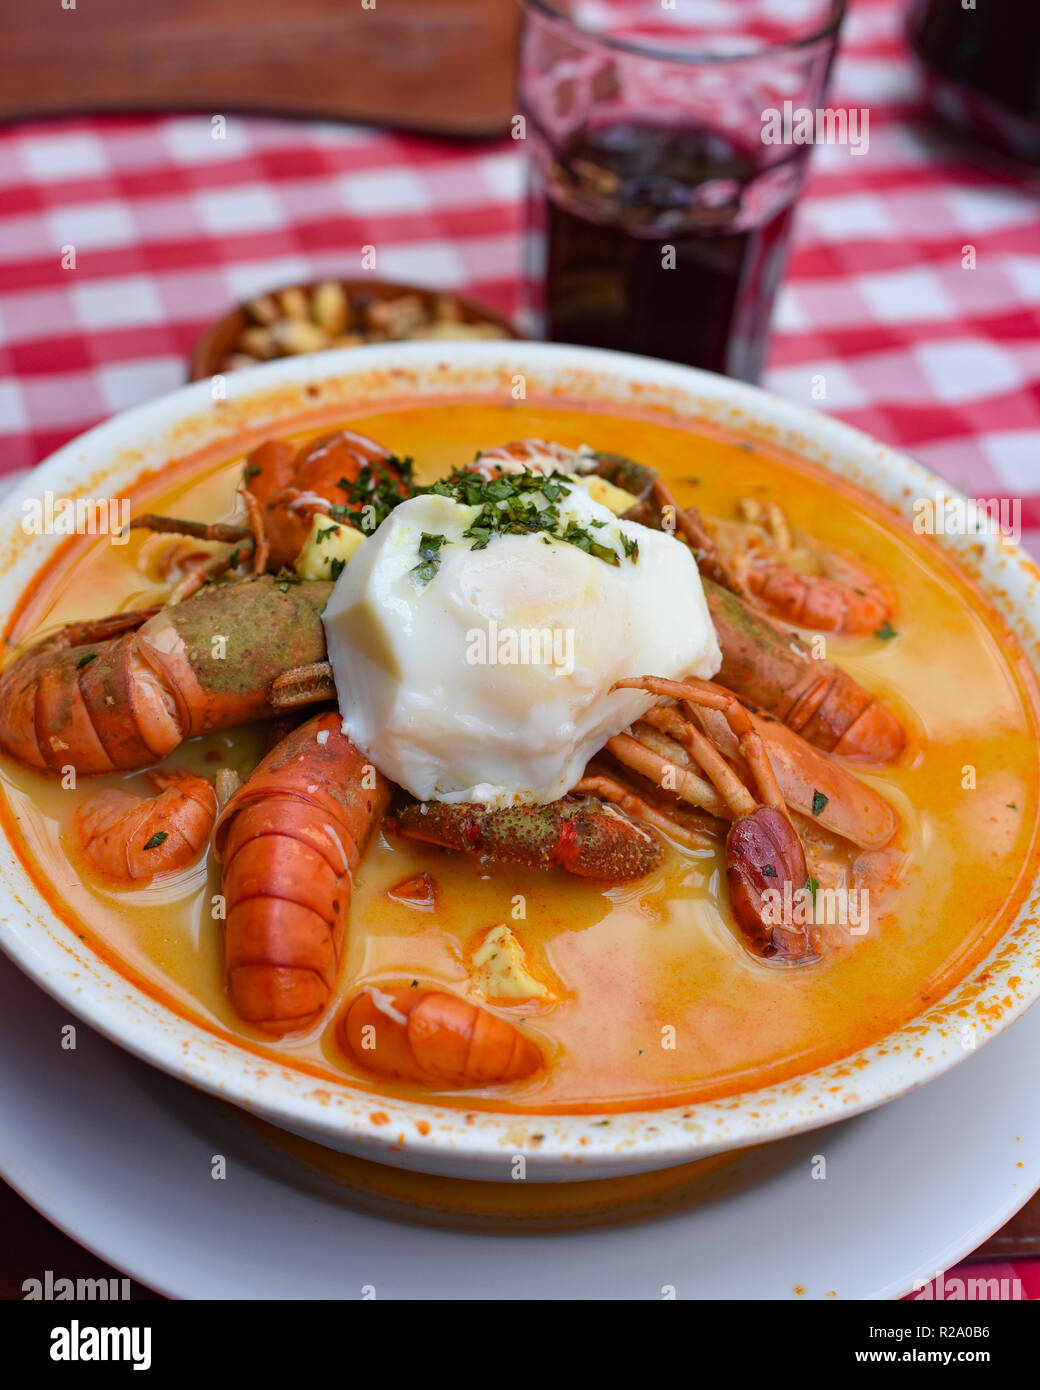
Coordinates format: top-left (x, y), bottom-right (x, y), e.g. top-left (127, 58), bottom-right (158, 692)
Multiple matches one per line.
top-left (0, 0), bottom-right (1038, 1298)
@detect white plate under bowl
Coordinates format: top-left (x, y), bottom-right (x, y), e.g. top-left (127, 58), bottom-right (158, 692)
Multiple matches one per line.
top-left (2, 953), bottom-right (1037, 1300)
top-left (0, 341), bottom-right (1038, 1181)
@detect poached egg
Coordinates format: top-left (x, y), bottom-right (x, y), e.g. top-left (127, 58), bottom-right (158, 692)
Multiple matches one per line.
top-left (322, 473), bottom-right (720, 807)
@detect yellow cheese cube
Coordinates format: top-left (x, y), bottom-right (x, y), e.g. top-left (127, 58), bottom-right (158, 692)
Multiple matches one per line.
top-left (295, 512), bottom-right (366, 581)
top-left (567, 473), bottom-right (638, 515)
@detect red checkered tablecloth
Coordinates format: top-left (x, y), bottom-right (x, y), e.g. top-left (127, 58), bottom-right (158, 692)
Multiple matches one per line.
top-left (0, 0), bottom-right (1038, 1299)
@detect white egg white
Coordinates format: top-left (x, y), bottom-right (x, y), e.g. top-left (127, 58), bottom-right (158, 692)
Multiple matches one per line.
top-left (323, 484), bottom-right (721, 807)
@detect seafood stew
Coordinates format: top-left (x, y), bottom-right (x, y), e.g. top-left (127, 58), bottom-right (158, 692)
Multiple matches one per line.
top-left (2, 399), bottom-right (1038, 1116)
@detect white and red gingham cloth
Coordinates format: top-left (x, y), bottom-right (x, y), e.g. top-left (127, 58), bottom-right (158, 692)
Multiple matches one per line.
top-left (0, 0), bottom-right (1036, 524)
top-left (0, 0), bottom-right (1037, 521)
top-left (0, 0), bottom-right (1038, 1296)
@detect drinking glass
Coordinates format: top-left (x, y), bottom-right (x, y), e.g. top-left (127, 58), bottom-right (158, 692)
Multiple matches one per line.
top-left (908, 0), bottom-right (1040, 166)
top-left (519, 0), bottom-right (846, 382)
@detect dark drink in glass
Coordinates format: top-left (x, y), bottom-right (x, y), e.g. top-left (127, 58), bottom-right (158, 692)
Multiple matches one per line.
top-left (908, 0), bottom-right (1040, 166)
top-left (520, 1), bottom-right (846, 383)
top-left (540, 118), bottom-right (804, 382)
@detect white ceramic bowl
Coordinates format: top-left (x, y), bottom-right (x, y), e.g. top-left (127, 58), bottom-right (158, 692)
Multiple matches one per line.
top-left (1, 341), bottom-right (1038, 1182)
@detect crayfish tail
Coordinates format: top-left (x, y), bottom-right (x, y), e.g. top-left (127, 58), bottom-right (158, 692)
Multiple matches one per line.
top-left (341, 987), bottom-right (543, 1086)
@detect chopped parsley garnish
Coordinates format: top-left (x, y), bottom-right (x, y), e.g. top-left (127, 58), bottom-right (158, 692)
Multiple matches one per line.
top-left (386, 453), bottom-right (414, 487)
top-left (330, 456), bottom-right (414, 534)
top-left (315, 525), bottom-right (338, 544)
top-left (305, 462), bottom-right (640, 587)
top-left (560, 520), bottom-right (619, 564)
top-left (411, 532), bottom-right (448, 584)
top-left (143, 831), bottom-right (168, 851)
top-left (807, 875), bottom-right (820, 904)
top-left (874, 620), bottom-right (897, 641)
top-left (76, 652), bottom-right (97, 670)
top-left (811, 790), bottom-right (829, 816)
top-left (412, 469), bottom-right (639, 584)
top-left (329, 558), bottom-right (346, 582)
top-left (245, 464), bottom-right (261, 479)
top-left (762, 864), bottom-right (777, 878)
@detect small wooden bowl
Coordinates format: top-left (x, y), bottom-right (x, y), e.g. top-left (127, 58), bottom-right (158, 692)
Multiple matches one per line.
top-left (188, 278), bottom-right (523, 381)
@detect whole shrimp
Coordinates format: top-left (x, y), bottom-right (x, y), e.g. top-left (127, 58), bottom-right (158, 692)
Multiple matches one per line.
top-left (703, 500), bottom-right (893, 636)
top-left (75, 771), bottom-right (217, 882)
top-left (609, 676), bottom-right (897, 851)
top-left (590, 447), bottom-right (893, 636)
top-left (213, 711), bottom-right (390, 1035)
top-left (588, 674), bottom-right (899, 962)
top-left (341, 986), bottom-right (543, 1085)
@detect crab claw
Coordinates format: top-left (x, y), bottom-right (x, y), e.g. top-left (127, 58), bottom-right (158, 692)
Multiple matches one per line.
top-left (391, 797), bottom-right (661, 882)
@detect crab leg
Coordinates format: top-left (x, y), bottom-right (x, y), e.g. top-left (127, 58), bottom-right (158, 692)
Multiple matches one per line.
top-left (168, 543), bottom-right (246, 604)
top-left (627, 720), bottom-right (732, 818)
top-left (605, 731), bottom-right (728, 818)
top-left (614, 678), bottom-right (788, 819)
top-left (638, 706), bottom-right (747, 814)
top-left (610, 676), bottom-right (815, 962)
top-left (574, 772), bottom-right (717, 850)
top-left (129, 515), bottom-right (253, 544)
top-left (647, 682), bottom-right (789, 820)
top-left (239, 487), bottom-right (270, 576)
top-left (613, 676), bottom-right (896, 850)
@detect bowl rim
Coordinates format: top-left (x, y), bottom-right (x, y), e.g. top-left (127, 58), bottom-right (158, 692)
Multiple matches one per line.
top-left (1, 339), bottom-right (1039, 1180)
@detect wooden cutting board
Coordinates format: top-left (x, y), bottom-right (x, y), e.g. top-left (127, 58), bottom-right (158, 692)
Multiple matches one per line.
top-left (0, 0), bottom-right (521, 136)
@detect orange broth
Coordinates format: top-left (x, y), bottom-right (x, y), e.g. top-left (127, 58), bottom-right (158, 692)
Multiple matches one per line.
top-left (3, 398), bottom-right (1039, 1114)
